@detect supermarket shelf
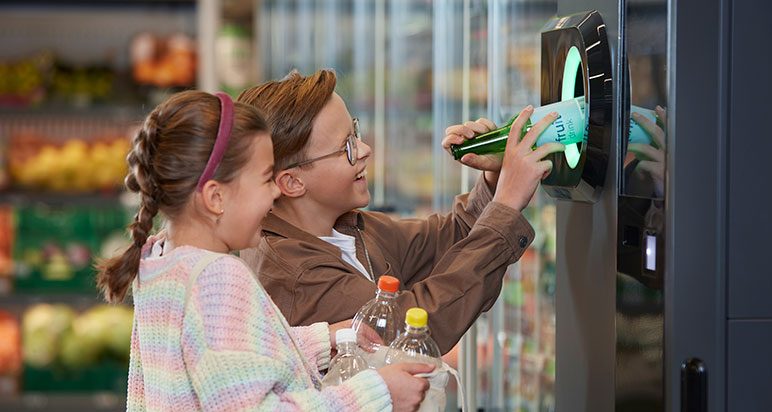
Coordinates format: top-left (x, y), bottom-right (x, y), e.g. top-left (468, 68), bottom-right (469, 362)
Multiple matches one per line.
top-left (1, 0), bottom-right (194, 7)
top-left (0, 393), bottom-right (125, 412)
top-left (0, 190), bottom-right (135, 208)
top-left (0, 292), bottom-right (105, 307)
top-left (0, 104), bottom-right (148, 121)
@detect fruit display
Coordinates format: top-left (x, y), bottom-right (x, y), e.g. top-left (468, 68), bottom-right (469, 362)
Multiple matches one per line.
top-left (19, 304), bottom-right (132, 393)
top-left (7, 134), bottom-right (130, 193)
top-left (50, 63), bottom-right (114, 105)
top-left (0, 52), bottom-right (118, 108)
top-left (22, 304), bottom-right (133, 370)
top-left (131, 31), bottom-right (197, 88)
top-left (0, 52), bottom-right (54, 107)
top-left (12, 204), bottom-right (131, 293)
top-left (0, 310), bottom-right (22, 376)
top-left (0, 207), bottom-right (14, 278)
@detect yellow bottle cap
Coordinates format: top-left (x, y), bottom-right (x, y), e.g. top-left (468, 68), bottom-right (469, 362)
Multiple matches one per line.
top-left (405, 307), bottom-right (428, 328)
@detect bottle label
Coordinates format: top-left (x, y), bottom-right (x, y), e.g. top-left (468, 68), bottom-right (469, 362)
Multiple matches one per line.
top-left (629, 105), bottom-right (657, 145)
top-left (534, 97), bottom-right (587, 148)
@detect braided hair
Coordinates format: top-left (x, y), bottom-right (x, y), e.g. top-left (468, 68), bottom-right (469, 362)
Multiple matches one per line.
top-left (96, 91), bottom-right (268, 303)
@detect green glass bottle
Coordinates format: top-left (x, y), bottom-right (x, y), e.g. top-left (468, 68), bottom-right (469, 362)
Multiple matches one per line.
top-left (450, 97), bottom-right (587, 164)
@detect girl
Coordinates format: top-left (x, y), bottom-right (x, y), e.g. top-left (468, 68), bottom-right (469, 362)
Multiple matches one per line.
top-left (97, 90), bottom-right (432, 411)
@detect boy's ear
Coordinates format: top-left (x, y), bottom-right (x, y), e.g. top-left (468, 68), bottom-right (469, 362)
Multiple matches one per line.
top-left (274, 170), bottom-right (306, 198)
top-left (199, 180), bottom-right (225, 216)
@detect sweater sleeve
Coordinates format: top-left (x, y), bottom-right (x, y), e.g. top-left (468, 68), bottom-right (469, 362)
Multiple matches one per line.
top-left (181, 255), bottom-right (391, 411)
top-left (288, 322), bottom-right (332, 371)
top-left (126, 315), bottom-right (146, 412)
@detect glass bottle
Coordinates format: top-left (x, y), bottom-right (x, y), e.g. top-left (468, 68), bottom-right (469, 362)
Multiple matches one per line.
top-left (449, 97), bottom-right (587, 161)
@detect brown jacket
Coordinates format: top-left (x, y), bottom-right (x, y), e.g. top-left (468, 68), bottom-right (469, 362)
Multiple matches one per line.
top-left (240, 177), bottom-right (535, 354)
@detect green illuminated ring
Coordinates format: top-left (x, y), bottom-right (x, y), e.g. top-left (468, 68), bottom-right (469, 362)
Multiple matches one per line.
top-left (561, 46), bottom-right (583, 169)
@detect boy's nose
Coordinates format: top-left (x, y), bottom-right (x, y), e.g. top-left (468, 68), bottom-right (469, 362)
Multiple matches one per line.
top-left (358, 140), bottom-right (373, 161)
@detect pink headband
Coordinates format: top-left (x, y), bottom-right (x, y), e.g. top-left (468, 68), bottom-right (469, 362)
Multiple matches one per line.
top-left (196, 92), bottom-right (234, 191)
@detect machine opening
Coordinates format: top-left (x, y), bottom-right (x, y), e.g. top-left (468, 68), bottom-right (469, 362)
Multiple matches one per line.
top-left (561, 46), bottom-right (584, 169)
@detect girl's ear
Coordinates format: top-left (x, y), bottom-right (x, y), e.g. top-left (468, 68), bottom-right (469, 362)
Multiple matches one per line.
top-left (274, 170), bottom-right (306, 198)
top-left (199, 180), bottom-right (226, 216)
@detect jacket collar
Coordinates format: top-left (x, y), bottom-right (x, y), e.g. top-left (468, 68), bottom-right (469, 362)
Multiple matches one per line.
top-left (262, 210), bottom-right (366, 241)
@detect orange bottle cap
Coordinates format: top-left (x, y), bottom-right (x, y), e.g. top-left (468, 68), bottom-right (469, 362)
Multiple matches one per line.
top-left (377, 275), bottom-right (399, 293)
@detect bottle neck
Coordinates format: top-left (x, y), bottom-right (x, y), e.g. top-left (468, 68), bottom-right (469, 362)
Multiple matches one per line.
top-left (337, 341), bottom-right (358, 355)
top-left (375, 289), bottom-right (397, 300)
top-left (403, 324), bottom-right (429, 336)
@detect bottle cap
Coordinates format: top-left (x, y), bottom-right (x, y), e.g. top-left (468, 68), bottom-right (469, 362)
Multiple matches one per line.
top-left (377, 275), bottom-right (400, 293)
top-left (336, 328), bottom-right (357, 344)
top-left (405, 307), bottom-right (428, 328)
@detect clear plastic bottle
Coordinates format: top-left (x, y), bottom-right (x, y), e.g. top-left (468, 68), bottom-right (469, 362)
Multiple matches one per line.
top-left (384, 307), bottom-right (442, 368)
top-left (352, 275), bottom-right (400, 351)
top-left (321, 328), bottom-right (369, 388)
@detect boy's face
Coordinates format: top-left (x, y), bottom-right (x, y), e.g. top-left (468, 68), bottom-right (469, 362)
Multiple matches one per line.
top-left (297, 93), bottom-right (372, 218)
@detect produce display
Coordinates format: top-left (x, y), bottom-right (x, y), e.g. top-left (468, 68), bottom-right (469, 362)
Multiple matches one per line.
top-left (0, 3), bottom-right (196, 406)
top-left (12, 204), bottom-right (131, 293)
top-left (7, 134), bottom-right (130, 192)
top-left (131, 32), bottom-right (197, 88)
top-left (21, 304), bottom-right (132, 392)
top-left (0, 52), bottom-right (53, 107)
top-left (0, 310), bottom-right (21, 376)
top-left (22, 304), bottom-right (133, 370)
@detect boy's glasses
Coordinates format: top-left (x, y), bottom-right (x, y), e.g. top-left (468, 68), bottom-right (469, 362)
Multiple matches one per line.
top-left (286, 118), bottom-right (361, 169)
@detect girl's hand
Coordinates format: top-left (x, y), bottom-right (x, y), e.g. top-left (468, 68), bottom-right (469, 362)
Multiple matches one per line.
top-left (354, 322), bottom-right (384, 353)
top-left (328, 319), bottom-right (352, 352)
top-left (377, 363), bottom-right (433, 412)
top-left (329, 319), bottom-right (384, 354)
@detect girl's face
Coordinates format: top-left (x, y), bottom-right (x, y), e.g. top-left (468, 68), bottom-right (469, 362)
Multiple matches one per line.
top-left (296, 93), bottom-right (372, 218)
top-left (219, 134), bottom-right (280, 250)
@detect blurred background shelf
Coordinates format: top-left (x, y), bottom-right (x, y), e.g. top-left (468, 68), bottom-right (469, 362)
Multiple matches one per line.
top-left (0, 393), bottom-right (125, 412)
top-left (0, 0), bottom-right (179, 404)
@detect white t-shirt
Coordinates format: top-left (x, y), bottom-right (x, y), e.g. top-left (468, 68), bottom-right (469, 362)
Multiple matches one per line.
top-left (318, 229), bottom-right (372, 281)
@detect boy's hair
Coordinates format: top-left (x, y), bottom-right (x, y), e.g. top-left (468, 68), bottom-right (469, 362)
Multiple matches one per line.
top-left (237, 69), bottom-right (337, 172)
top-left (96, 90), bottom-right (269, 303)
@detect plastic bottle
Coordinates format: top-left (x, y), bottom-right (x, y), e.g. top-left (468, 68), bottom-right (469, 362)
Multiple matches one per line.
top-left (384, 307), bottom-right (442, 368)
top-left (321, 328), bottom-right (369, 387)
top-left (352, 275), bottom-right (401, 359)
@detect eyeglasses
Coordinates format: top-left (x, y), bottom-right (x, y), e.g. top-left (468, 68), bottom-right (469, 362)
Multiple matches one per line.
top-left (286, 118), bottom-right (361, 169)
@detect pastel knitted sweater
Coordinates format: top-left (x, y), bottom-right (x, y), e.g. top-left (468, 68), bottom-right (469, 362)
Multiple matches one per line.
top-left (126, 236), bottom-right (392, 411)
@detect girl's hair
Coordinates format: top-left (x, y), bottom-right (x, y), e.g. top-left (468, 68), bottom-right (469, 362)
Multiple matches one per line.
top-left (97, 90), bottom-right (269, 303)
top-left (237, 69), bottom-right (336, 172)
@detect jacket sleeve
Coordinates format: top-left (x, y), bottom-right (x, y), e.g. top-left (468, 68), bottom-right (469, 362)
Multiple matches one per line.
top-left (181, 256), bottom-right (391, 412)
top-left (380, 174), bottom-right (496, 288)
top-left (284, 199), bottom-right (534, 354)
